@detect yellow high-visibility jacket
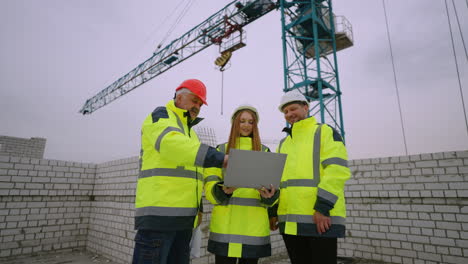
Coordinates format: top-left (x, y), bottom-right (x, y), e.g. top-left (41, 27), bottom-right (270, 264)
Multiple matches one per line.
top-left (275, 116), bottom-right (350, 237)
top-left (205, 137), bottom-right (277, 258)
top-left (135, 100), bottom-right (224, 231)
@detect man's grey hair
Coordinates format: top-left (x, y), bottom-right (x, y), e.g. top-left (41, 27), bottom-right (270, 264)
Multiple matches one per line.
top-left (175, 88), bottom-right (193, 96)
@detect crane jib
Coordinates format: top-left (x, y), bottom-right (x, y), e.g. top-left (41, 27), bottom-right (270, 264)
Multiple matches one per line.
top-left (79, 0), bottom-right (278, 115)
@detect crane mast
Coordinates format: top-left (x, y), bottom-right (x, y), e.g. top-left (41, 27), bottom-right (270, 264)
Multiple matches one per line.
top-left (280, 0), bottom-right (353, 138)
top-left (79, 0), bottom-right (277, 115)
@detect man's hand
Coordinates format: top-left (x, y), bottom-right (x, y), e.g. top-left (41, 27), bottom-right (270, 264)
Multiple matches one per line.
top-left (223, 155), bottom-right (229, 168)
top-left (222, 186), bottom-right (236, 194)
top-left (196, 211), bottom-right (203, 227)
top-left (258, 184), bottom-right (276, 198)
top-left (269, 217), bottom-right (279, 231)
top-left (313, 211), bottom-right (331, 234)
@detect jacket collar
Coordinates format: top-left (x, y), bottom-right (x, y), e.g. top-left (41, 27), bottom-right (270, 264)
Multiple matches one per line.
top-left (282, 116), bottom-right (317, 137)
top-left (166, 100), bottom-right (204, 128)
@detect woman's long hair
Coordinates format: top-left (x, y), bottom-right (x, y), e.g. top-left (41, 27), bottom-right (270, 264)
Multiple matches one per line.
top-left (226, 109), bottom-right (261, 154)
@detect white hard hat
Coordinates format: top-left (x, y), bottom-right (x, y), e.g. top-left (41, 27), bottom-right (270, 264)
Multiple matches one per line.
top-left (278, 90), bottom-right (309, 112)
top-left (231, 104), bottom-right (259, 123)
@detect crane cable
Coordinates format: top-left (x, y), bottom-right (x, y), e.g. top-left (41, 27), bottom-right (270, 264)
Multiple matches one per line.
top-left (221, 70), bottom-right (224, 116)
top-left (451, 0), bottom-right (468, 61)
top-left (100, 0), bottom-right (195, 88)
top-left (445, 0), bottom-right (468, 137)
top-left (157, 0), bottom-right (196, 50)
top-left (145, 0), bottom-right (191, 50)
top-left (382, 0), bottom-right (408, 156)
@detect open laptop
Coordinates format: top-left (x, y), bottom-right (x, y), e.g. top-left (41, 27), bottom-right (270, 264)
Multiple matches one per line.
top-left (223, 149), bottom-right (287, 189)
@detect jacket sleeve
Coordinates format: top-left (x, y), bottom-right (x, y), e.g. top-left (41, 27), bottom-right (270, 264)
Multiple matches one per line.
top-left (314, 124), bottom-right (351, 216)
top-left (147, 118), bottom-right (224, 168)
top-left (204, 145), bottom-right (232, 205)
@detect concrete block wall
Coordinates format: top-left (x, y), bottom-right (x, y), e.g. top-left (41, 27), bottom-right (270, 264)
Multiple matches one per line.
top-left (1, 149), bottom-right (467, 263)
top-left (338, 150), bottom-right (468, 264)
top-left (86, 156), bottom-right (287, 264)
top-left (86, 157), bottom-right (138, 263)
top-left (0, 136), bottom-right (46, 159)
top-left (0, 155), bottom-right (96, 258)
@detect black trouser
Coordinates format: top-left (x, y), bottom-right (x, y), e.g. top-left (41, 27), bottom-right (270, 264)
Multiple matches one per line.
top-left (282, 234), bottom-right (337, 264)
top-left (215, 255), bottom-right (259, 264)
top-left (132, 229), bottom-right (192, 264)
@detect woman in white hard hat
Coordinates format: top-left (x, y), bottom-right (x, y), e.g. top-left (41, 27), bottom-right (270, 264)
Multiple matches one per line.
top-left (204, 105), bottom-right (278, 264)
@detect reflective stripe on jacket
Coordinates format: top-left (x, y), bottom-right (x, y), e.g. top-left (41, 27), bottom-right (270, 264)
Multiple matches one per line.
top-left (135, 100), bottom-right (222, 231)
top-left (204, 137), bottom-right (275, 258)
top-left (277, 116), bottom-right (350, 237)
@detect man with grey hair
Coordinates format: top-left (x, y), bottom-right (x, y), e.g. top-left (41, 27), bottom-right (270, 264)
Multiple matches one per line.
top-left (133, 79), bottom-right (228, 264)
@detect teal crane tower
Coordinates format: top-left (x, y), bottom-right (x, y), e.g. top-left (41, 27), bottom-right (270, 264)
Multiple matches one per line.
top-left (79, 0), bottom-right (353, 136)
top-left (279, 0), bottom-right (353, 138)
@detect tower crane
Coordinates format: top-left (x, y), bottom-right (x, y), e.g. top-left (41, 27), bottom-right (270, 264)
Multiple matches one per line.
top-left (80, 0), bottom-right (353, 138)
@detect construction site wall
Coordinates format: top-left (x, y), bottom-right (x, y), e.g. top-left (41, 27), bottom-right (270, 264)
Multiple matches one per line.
top-left (0, 155), bottom-right (95, 257)
top-left (0, 136), bottom-right (46, 159)
top-left (1, 150), bottom-right (467, 264)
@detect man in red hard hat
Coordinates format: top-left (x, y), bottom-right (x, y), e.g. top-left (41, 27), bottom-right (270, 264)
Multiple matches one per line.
top-left (133, 79), bottom-right (227, 264)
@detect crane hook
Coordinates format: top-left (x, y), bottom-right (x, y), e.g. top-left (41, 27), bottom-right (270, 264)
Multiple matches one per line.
top-left (215, 50), bottom-right (232, 71)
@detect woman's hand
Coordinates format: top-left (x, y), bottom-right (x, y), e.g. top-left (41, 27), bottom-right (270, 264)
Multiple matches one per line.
top-left (222, 186), bottom-right (237, 194)
top-left (258, 184), bottom-right (276, 198)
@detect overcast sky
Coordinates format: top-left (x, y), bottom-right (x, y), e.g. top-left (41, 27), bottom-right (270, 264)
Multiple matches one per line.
top-left (1, 0), bottom-right (467, 163)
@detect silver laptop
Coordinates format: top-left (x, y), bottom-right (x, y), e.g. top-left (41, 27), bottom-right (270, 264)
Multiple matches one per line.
top-left (223, 149), bottom-right (287, 189)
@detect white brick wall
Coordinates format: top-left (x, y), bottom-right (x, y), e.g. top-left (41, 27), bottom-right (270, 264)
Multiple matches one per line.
top-left (0, 136), bottom-right (46, 159)
top-left (85, 157), bottom-right (287, 264)
top-left (339, 150), bottom-right (468, 264)
top-left (1, 149), bottom-right (467, 264)
top-left (0, 155), bottom-right (95, 258)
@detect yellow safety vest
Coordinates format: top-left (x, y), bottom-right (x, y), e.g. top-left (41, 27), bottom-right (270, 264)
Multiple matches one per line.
top-left (205, 137), bottom-right (274, 258)
top-left (277, 116), bottom-right (350, 237)
top-left (135, 100), bottom-right (211, 231)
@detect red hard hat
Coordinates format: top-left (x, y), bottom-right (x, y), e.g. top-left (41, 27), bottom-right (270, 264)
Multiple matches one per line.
top-left (175, 79), bottom-right (208, 105)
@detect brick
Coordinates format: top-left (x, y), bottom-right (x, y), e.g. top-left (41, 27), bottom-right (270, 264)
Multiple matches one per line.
top-left (438, 158), bottom-right (463, 167)
top-left (412, 220), bottom-right (435, 228)
top-left (442, 255), bottom-right (467, 264)
top-left (395, 177), bottom-right (416, 183)
top-left (25, 183), bottom-right (43, 189)
top-left (14, 164), bottom-right (34, 170)
top-left (407, 235), bottom-right (429, 244)
top-left (411, 205), bottom-right (434, 212)
top-left (396, 163), bottom-right (415, 169)
top-left (0, 162), bottom-right (14, 169)
top-left (415, 160), bottom-right (437, 168)
top-left (422, 168), bottom-right (434, 175)
top-left (376, 164), bottom-right (394, 170)
top-left (440, 174), bottom-right (464, 182)
top-left (387, 233), bottom-right (407, 241)
top-left (424, 183), bottom-right (448, 190)
top-left (434, 205), bottom-right (460, 213)
top-left (418, 252), bottom-right (441, 262)
top-left (34, 165), bottom-right (51, 171)
top-left (31, 177), bottom-right (50, 183)
top-left (436, 221), bottom-right (461, 230)
top-left (446, 230), bottom-right (460, 239)
top-left (446, 167), bottom-right (459, 174)
top-left (395, 249), bottom-right (417, 258)
top-left (367, 231), bottom-right (386, 239)
top-left (53, 166), bottom-right (69, 172)
top-left (449, 182), bottom-right (468, 190)
top-left (54, 184), bottom-right (70, 189)
top-left (430, 237), bottom-right (455, 246)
